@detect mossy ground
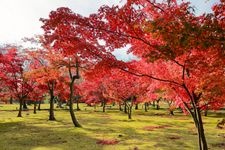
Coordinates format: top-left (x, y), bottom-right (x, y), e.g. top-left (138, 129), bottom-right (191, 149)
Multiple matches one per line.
top-left (0, 103), bottom-right (224, 150)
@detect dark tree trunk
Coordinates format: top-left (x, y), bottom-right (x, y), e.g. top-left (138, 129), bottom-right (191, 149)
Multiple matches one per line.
top-left (152, 101), bottom-right (155, 107)
top-left (128, 108), bottom-right (132, 119)
top-left (182, 85), bottom-right (208, 150)
top-left (57, 99), bottom-right (63, 108)
top-left (69, 78), bottom-right (81, 127)
top-left (33, 101), bottom-right (37, 114)
top-left (23, 100), bottom-right (28, 110)
top-left (38, 100), bottom-right (41, 111)
top-left (128, 106), bottom-right (132, 119)
top-left (10, 97), bottom-right (13, 104)
top-left (76, 97), bottom-right (80, 111)
top-left (69, 99), bottom-right (81, 127)
top-left (67, 59), bottom-right (82, 127)
top-left (204, 105), bottom-right (208, 117)
top-left (169, 110), bottom-right (174, 115)
top-left (204, 109), bottom-right (208, 117)
top-left (144, 102), bottom-right (148, 112)
top-left (124, 101), bottom-right (127, 113)
top-left (119, 103), bottom-right (123, 111)
top-left (48, 82), bottom-right (56, 121)
top-left (167, 101), bottom-right (174, 115)
top-left (192, 110), bottom-right (208, 150)
top-left (192, 92), bottom-right (208, 150)
top-left (127, 103), bottom-right (133, 119)
top-left (135, 104), bottom-right (138, 110)
top-left (66, 101), bottom-right (70, 106)
top-left (49, 93), bottom-right (56, 120)
top-left (196, 108), bottom-right (208, 150)
top-left (17, 99), bottom-right (23, 117)
top-left (127, 97), bottom-right (134, 119)
top-left (102, 99), bottom-right (106, 112)
top-left (156, 99), bottom-right (160, 110)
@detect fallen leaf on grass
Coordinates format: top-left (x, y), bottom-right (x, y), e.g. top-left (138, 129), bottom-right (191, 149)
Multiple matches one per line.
top-left (143, 125), bottom-right (172, 131)
top-left (167, 135), bottom-right (181, 140)
top-left (96, 139), bottom-right (119, 145)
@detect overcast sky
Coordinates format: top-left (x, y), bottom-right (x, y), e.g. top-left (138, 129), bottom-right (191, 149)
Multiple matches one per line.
top-left (0, 0), bottom-right (219, 60)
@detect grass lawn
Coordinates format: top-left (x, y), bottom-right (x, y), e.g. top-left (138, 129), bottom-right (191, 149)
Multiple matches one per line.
top-left (0, 103), bottom-right (224, 150)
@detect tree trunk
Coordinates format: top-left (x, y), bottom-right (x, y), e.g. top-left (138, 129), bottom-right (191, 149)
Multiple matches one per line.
top-left (17, 99), bottom-right (23, 117)
top-left (152, 101), bottom-right (155, 107)
top-left (102, 99), bottom-right (106, 112)
top-left (196, 108), bottom-right (208, 150)
top-left (127, 103), bottom-right (133, 119)
top-left (128, 108), bottom-right (132, 119)
top-left (192, 93), bottom-right (208, 150)
top-left (135, 104), bottom-right (138, 110)
top-left (204, 110), bottom-right (208, 117)
top-left (38, 100), bottom-right (41, 111)
top-left (69, 78), bottom-right (81, 127)
top-left (204, 105), bottom-right (208, 117)
top-left (127, 97), bottom-right (134, 119)
top-left (49, 93), bottom-right (56, 120)
top-left (169, 110), bottom-right (174, 115)
top-left (23, 100), bottom-right (28, 110)
top-left (33, 101), bottom-right (37, 114)
top-left (10, 97), bottom-right (13, 104)
top-left (119, 103), bottom-right (123, 111)
top-left (57, 99), bottom-right (63, 108)
top-left (69, 99), bottom-right (81, 127)
top-left (124, 101), bottom-right (127, 113)
top-left (76, 97), bottom-right (80, 111)
top-left (144, 102), bottom-right (148, 112)
top-left (156, 99), bottom-right (160, 110)
top-left (100, 101), bottom-right (103, 107)
top-left (183, 88), bottom-right (208, 150)
top-left (192, 112), bottom-right (208, 150)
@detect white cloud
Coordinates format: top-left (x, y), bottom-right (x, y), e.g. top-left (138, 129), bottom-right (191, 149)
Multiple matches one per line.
top-left (0, 0), bottom-right (124, 44)
top-left (113, 45), bottom-right (138, 62)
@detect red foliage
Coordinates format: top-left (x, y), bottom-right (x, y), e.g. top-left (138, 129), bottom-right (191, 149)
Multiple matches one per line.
top-left (0, 47), bottom-right (33, 101)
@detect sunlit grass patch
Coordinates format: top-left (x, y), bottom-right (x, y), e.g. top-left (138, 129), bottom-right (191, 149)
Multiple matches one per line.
top-left (0, 103), bottom-right (224, 150)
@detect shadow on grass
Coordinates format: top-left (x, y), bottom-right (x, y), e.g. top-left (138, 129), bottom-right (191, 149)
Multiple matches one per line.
top-left (1, 107), bottom-right (224, 150)
top-left (84, 119), bottom-right (197, 150)
top-left (206, 111), bottom-right (225, 118)
top-left (0, 122), bottom-right (103, 150)
top-left (83, 112), bottom-right (224, 150)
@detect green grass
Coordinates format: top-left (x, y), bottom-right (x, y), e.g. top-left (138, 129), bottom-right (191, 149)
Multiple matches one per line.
top-left (0, 103), bottom-right (224, 150)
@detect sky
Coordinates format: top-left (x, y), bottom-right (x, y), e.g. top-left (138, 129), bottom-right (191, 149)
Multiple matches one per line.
top-left (0, 0), bottom-right (219, 60)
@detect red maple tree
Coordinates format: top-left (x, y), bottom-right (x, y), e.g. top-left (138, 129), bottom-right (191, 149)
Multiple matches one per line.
top-left (0, 47), bottom-right (34, 117)
top-left (70, 0), bottom-right (225, 149)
